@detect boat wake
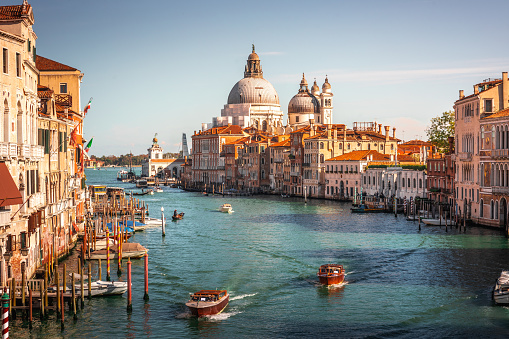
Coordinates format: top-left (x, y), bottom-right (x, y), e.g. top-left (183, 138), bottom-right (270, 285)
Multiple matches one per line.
top-left (205, 310), bottom-right (241, 321)
top-left (230, 293), bottom-right (257, 301)
top-left (327, 281), bottom-right (348, 289)
top-left (175, 312), bottom-right (193, 319)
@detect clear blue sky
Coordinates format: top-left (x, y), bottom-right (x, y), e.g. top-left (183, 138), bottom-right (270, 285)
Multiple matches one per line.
top-left (23, 0), bottom-right (509, 156)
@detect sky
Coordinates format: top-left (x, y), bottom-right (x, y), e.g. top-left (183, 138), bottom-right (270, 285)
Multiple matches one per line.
top-left (20, 0), bottom-right (509, 156)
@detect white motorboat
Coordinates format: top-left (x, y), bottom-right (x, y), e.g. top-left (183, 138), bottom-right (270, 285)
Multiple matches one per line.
top-left (52, 279), bottom-right (128, 297)
top-left (494, 271), bottom-right (509, 304)
top-left (154, 186), bottom-right (164, 193)
top-left (89, 242), bottom-right (148, 260)
top-left (137, 217), bottom-right (164, 226)
top-left (421, 218), bottom-right (456, 226)
top-left (219, 203), bottom-right (233, 213)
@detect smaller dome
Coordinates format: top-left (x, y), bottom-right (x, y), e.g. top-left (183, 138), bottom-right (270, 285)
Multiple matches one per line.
top-left (300, 73), bottom-right (308, 87)
top-left (311, 79), bottom-right (320, 95)
top-left (153, 137), bottom-right (158, 144)
top-left (322, 76), bottom-right (332, 93)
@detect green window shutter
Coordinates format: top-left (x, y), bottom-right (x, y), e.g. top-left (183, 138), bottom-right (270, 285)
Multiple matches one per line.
top-left (33, 46), bottom-right (36, 62)
top-left (44, 129), bottom-right (49, 154)
top-left (64, 132), bottom-right (67, 152)
top-left (58, 132), bottom-right (62, 152)
top-left (28, 40), bottom-right (30, 52)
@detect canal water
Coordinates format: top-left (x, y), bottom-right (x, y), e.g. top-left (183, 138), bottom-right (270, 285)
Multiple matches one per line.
top-left (12, 167), bottom-right (509, 338)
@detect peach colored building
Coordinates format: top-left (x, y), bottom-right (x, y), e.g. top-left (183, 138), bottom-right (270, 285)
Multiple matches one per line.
top-left (454, 71), bottom-right (509, 225)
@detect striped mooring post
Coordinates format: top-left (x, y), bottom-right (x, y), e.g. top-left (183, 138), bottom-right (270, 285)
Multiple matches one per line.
top-left (404, 197), bottom-right (407, 215)
top-left (2, 288), bottom-right (10, 339)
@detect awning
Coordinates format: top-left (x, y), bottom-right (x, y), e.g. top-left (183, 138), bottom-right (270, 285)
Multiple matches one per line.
top-left (0, 162), bottom-right (23, 207)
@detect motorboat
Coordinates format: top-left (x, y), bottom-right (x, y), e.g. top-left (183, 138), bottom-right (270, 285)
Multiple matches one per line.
top-left (154, 186), bottom-right (164, 193)
top-left (89, 242), bottom-right (148, 260)
top-left (172, 212), bottom-right (185, 221)
top-left (494, 271), bottom-right (509, 305)
top-left (51, 279), bottom-right (127, 297)
top-left (137, 217), bottom-right (164, 226)
top-left (421, 218), bottom-right (456, 226)
top-left (317, 264), bottom-right (345, 285)
top-left (186, 290), bottom-right (229, 317)
top-left (350, 204), bottom-right (385, 213)
top-left (219, 203), bottom-right (233, 213)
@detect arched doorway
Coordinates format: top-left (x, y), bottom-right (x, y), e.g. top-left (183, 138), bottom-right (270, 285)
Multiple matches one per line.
top-left (501, 197), bottom-right (507, 231)
top-left (340, 181), bottom-right (344, 197)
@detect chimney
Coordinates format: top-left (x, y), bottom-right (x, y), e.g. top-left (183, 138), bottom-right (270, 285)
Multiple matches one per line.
top-left (503, 72), bottom-right (508, 110)
top-left (392, 127), bottom-right (396, 138)
top-left (384, 126), bottom-right (390, 141)
top-left (378, 124), bottom-right (382, 134)
top-left (448, 136), bottom-right (455, 154)
top-left (459, 90), bottom-right (464, 100)
top-left (474, 86), bottom-right (479, 95)
top-left (327, 125), bottom-right (332, 139)
top-left (333, 128), bottom-right (337, 140)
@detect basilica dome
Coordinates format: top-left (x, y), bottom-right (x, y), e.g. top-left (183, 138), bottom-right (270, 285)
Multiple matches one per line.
top-left (288, 74), bottom-right (320, 114)
top-left (227, 77), bottom-right (280, 105)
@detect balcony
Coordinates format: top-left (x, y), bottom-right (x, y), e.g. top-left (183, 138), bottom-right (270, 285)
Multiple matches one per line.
top-left (428, 187), bottom-right (441, 193)
top-left (492, 186), bottom-right (509, 194)
top-left (290, 171), bottom-right (300, 176)
top-left (31, 145), bottom-right (44, 160)
top-left (302, 163), bottom-right (311, 167)
top-left (458, 152), bottom-right (472, 161)
top-left (9, 143), bottom-right (17, 157)
top-left (18, 144), bottom-right (30, 158)
top-left (55, 94), bottom-right (72, 108)
top-left (492, 149), bottom-right (509, 159)
top-left (274, 159), bottom-right (284, 163)
top-left (0, 142), bottom-right (8, 158)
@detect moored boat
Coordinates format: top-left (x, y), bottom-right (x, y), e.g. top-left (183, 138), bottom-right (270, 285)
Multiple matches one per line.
top-left (317, 264), bottom-right (345, 285)
top-left (421, 218), bottom-right (456, 226)
top-left (493, 271), bottom-right (509, 305)
top-left (154, 186), bottom-right (163, 193)
top-left (350, 204), bottom-right (385, 213)
top-left (89, 242), bottom-right (148, 260)
top-left (186, 290), bottom-right (229, 317)
top-left (219, 203), bottom-right (233, 213)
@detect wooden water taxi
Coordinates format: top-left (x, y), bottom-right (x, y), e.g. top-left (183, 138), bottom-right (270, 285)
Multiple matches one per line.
top-left (186, 290), bottom-right (229, 317)
top-left (317, 264), bottom-right (345, 285)
top-left (219, 203), bottom-right (233, 213)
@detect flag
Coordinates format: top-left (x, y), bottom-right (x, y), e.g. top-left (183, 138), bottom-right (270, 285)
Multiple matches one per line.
top-left (85, 137), bottom-right (94, 153)
top-left (84, 98), bottom-right (92, 115)
top-left (70, 126), bottom-right (78, 146)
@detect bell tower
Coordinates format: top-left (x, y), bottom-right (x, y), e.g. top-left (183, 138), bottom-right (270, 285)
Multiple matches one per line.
top-left (320, 76), bottom-right (333, 125)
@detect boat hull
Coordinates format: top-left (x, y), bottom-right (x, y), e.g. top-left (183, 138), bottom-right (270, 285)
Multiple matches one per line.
top-left (77, 281), bottom-right (128, 297)
top-left (421, 218), bottom-right (456, 226)
top-left (89, 250), bottom-right (146, 260)
top-left (317, 273), bottom-right (345, 285)
top-left (186, 294), bottom-right (229, 317)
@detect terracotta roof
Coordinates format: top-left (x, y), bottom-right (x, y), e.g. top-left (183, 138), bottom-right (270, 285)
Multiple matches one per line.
top-left (0, 4), bottom-right (31, 20)
top-left (223, 136), bottom-right (250, 146)
top-left (36, 55), bottom-right (78, 72)
top-left (481, 107), bottom-right (509, 119)
top-left (37, 85), bottom-right (53, 98)
top-left (400, 139), bottom-right (432, 146)
top-left (271, 139), bottom-right (290, 147)
top-left (326, 150), bottom-right (390, 162)
top-left (198, 124), bottom-right (244, 136)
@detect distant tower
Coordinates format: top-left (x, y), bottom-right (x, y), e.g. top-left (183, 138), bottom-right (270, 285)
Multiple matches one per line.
top-left (148, 133), bottom-right (163, 160)
top-left (320, 76), bottom-right (333, 125)
top-left (182, 133), bottom-right (189, 157)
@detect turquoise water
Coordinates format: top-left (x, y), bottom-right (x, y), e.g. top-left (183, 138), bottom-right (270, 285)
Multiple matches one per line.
top-left (12, 168), bottom-right (509, 338)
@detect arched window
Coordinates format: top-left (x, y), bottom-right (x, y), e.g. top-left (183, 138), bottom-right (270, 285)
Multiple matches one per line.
top-left (262, 120), bottom-right (268, 131)
top-left (419, 179), bottom-right (422, 188)
top-left (320, 142), bottom-right (324, 149)
top-left (480, 199), bottom-right (484, 218)
top-left (491, 200), bottom-right (494, 219)
top-left (407, 178), bottom-right (410, 187)
top-left (413, 178), bottom-right (416, 188)
top-left (320, 154), bottom-right (324, 163)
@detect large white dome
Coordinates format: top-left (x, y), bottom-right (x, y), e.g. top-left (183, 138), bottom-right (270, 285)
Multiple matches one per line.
top-left (227, 77), bottom-right (280, 105)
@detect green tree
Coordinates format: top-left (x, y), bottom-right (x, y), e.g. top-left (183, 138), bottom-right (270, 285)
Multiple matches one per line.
top-left (426, 110), bottom-right (455, 153)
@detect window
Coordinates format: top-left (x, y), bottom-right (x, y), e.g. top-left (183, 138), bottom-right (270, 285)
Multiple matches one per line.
top-left (296, 116), bottom-right (299, 123)
top-left (485, 99), bottom-right (493, 113)
top-left (16, 53), bottom-right (21, 77)
top-left (60, 83), bottom-right (68, 94)
top-left (2, 48), bottom-right (8, 74)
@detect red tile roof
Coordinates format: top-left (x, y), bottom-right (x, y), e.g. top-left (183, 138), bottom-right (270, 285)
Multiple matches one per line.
top-left (36, 55), bottom-right (78, 72)
top-left (327, 150), bottom-right (391, 162)
top-left (482, 107), bottom-right (509, 119)
top-left (0, 4), bottom-right (31, 20)
top-left (271, 139), bottom-right (290, 147)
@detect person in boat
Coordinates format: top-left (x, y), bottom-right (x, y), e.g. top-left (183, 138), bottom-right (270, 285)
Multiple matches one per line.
top-left (174, 209), bottom-right (178, 217)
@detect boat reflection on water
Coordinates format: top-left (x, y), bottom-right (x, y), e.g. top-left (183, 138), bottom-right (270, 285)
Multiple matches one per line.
top-left (316, 282), bottom-right (347, 300)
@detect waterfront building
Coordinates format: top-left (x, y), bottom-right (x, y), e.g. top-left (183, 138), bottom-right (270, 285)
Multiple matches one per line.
top-left (191, 124), bottom-right (246, 190)
top-left (427, 137), bottom-right (455, 206)
top-left (269, 137), bottom-right (290, 193)
top-left (0, 0), bottom-right (43, 282)
top-left (361, 166), bottom-right (427, 200)
top-left (223, 136), bottom-right (250, 190)
top-left (204, 46), bottom-right (284, 132)
top-left (141, 135), bottom-right (177, 177)
top-left (288, 74), bottom-right (333, 129)
top-left (454, 71), bottom-right (509, 224)
top-left (325, 150), bottom-right (392, 200)
top-left (478, 82), bottom-right (509, 228)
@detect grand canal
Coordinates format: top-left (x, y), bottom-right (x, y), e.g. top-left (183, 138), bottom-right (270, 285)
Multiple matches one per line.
top-left (12, 168), bottom-right (509, 338)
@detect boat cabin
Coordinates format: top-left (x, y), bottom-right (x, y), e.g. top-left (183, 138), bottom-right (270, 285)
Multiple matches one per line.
top-left (107, 187), bottom-right (125, 199)
top-left (89, 185), bottom-right (107, 198)
top-left (190, 290), bottom-right (227, 302)
top-left (319, 264), bottom-right (343, 274)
